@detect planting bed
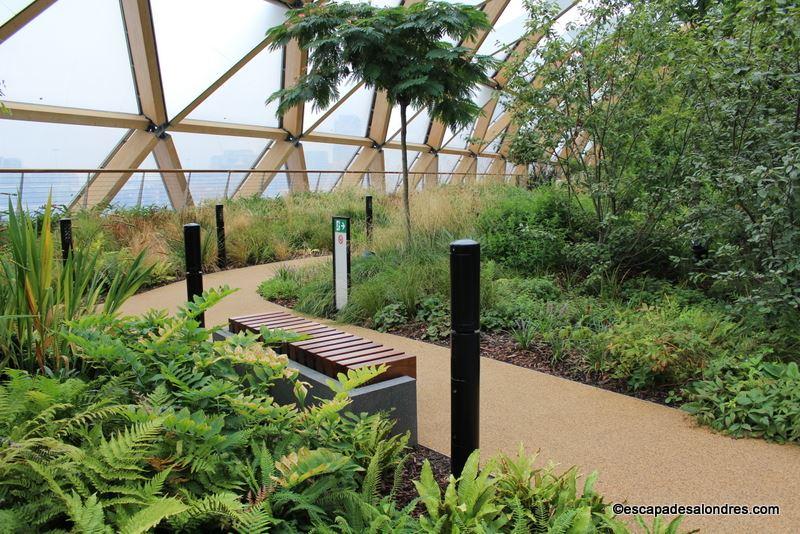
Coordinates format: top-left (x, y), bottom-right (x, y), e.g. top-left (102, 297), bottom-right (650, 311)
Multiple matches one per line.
top-left (385, 323), bottom-right (669, 404)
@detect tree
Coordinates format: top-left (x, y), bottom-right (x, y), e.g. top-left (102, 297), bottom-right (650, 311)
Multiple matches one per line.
top-left (266, 0), bottom-right (495, 244)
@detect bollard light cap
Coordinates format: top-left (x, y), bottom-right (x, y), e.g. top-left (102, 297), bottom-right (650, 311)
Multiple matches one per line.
top-left (450, 239), bottom-right (479, 251)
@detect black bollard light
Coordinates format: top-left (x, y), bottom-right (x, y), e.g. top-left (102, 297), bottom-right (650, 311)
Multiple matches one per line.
top-left (215, 204), bottom-right (227, 269)
top-left (184, 223), bottom-right (205, 327)
top-left (365, 195), bottom-right (373, 246)
top-left (450, 239), bottom-right (480, 477)
top-left (59, 218), bottom-right (73, 263)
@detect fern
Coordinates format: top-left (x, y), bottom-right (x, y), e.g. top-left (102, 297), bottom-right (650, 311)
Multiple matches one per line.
top-left (63, 492), bottom-right (111, 534)
top-left (117, 497), bottom-right (188, 534)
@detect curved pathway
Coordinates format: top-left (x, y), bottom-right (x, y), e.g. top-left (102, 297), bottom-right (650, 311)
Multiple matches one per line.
top-left (121, 258), bottom-right (800, 533)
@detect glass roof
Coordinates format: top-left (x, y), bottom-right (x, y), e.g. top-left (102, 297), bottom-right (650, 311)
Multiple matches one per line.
top-left (188, 45), bottom-right (283, 127)
top-left (0, 0), bottom-right (137, 112)
top-left (151, 0), bottom-right (287, 118)
top-left (0, 0), bottom-right (32, 27)
top-left (0, 0), bottom-right (584, 208)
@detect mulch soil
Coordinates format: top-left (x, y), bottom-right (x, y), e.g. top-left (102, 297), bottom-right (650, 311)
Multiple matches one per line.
top-left (389, 444), bottom-right (451, 513)
top-left (384, 322), bottom-right (669, 405)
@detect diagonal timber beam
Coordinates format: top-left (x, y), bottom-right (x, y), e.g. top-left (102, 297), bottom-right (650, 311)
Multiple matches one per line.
top-left (409, 152), bottom-right (435, 189)
top-left (286, 144), bottom-right (309, 192)
top-left (233, 140), bottom-right (295, 198)
top-left (71, 129), bottom-right (159, 208)
top-left (453, 154), bottom-right (477, 184)
top-left (152, 134), bottom-right (193, 209)
top-left (120, 0), bottom-right (167, 125)
top-left (250, 40), bottom-right (308, 193)
top-left (341, 147), bottom-right (380, 188)
top-left (0, 0), bottom-right (56, 44)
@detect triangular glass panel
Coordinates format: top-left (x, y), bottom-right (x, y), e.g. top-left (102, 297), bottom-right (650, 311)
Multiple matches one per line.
top-left (383, 148), bottom-right (420, 192)
top-left (111, 155), bottom-right (171, 209)
top-left (386, 105), bottom-right (431, 145)
top-left (443, 121), bottom-right (475, 150)
top-left (151, 0), bottom-right (287, 118)
top-left (477, 156), bottom-right (494, 176)
top-left (0, 120), bottom-right (127, 210)
top-left (0, 0), bottom-right (33, 26)
top-left (302, 141), bottom-right (359, 192)
top-left (306, 81), bottom-right (374, 138)
top-left (437, 153), bottom-right (461, 181)
top-left (188, 45), bottom-right (283, 127)
top-left (170, 132), bottom-right (270, 203)
top-left (0, 0), bottom-right (137, 112)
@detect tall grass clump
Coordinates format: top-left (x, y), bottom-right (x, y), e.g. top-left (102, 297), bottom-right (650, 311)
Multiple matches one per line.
top-left (0, 198), bottom-right (152, 372)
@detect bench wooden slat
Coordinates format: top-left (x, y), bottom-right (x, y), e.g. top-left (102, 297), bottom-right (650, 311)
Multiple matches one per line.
top-left (229, 312), bottom-right (417, 382)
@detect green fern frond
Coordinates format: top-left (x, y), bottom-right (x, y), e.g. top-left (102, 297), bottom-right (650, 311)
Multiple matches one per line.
top-left (63, 492), bottom-right (111, 534)
top-left (117, 497), bottom-right (189, 534)
top-left (98, 418), bottom-right (163, 470)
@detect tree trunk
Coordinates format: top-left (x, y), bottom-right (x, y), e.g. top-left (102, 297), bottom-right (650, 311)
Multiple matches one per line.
top-left (399, 101), bottom-right (412, 246)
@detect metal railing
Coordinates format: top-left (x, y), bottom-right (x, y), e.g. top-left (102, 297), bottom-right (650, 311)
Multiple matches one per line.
top-left (0, 168), bottom-right (526, 210)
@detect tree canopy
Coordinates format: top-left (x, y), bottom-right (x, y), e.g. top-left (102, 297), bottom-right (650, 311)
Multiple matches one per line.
top-left (266, 0), bottom-right (495, 127)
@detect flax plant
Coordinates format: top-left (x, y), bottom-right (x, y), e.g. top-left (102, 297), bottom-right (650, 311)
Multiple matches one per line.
top-left (0, 198), bottom-right (152, 372)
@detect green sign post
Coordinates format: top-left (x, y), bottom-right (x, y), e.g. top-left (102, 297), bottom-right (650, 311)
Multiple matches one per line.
top-left (332, 216), bottom-right (350, 310)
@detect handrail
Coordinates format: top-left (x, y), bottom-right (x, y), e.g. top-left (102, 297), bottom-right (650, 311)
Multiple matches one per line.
top-left (0, 168), bottom-right (524, 175)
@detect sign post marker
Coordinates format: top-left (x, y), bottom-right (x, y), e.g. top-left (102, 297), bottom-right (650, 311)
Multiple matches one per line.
top-left (332, 216), bottom-right (351, 310)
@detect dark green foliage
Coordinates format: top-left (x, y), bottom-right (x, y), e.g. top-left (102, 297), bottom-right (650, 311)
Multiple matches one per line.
top-left (266, 1), bottom-right (494, 128)
top-left (476, 187), bottom-right (581, 273)
top-left (0, 288), bottom-right (409, 532)
top-left (683, 357), bottom-right (800, 443)
top-left (506, 0), bottom-right (800, 322)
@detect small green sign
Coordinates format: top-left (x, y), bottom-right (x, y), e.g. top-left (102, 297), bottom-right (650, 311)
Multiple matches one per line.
top-left (334, 218), bottom-right (348, 233)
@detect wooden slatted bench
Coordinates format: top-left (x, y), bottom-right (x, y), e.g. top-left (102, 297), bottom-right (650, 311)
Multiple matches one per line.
top-left (229, 311), bottom-right (417, 383)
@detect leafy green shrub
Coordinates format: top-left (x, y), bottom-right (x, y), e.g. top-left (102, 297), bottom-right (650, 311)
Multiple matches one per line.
top-left (257, 266), bottom-right (302, 301)
top-left (594, 302), bottom-right (740, 390)
top-left (494, 276), bottom-right (561, 301)
top-left (0, 198), bottom-right (152, 372)
top-left (0, 288), bottom-right (409, 532)
top-left (415, 447), bottom-right (682, 532)
top-left (682, 357), bottom-right (800, 443)
top-left (478, 187), bottom-right (588, 273)
top-left (373, 303), bottom-right (406, 332)
top-left (416, 296), bottom-right (450, 340)
top-left (509, 319), bottom-right (537, 350)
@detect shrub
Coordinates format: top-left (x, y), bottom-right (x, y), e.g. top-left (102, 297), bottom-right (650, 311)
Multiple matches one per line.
top-left (415, 296), bottom-right (450, 340)
top-left (257, 266), bottom-right (302, 301)
top-left (373, 303), bottom-right (407, 332)
top-left (594, 301), bottom-right (740, 390)
top-left (494, 276), bottom-right (561, 301)
top-left (682, 357), bottom-right (800, 443)
top-left (0, 288), bottom-right (409, 532)
top-left (477, 186), bottom-right (589, 273)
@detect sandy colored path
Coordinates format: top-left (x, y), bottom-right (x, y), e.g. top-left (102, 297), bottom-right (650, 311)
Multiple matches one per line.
top-left (121, 258), bottom-right (800, 533)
